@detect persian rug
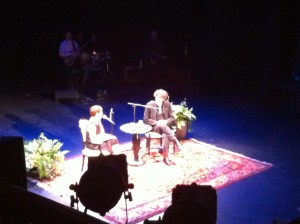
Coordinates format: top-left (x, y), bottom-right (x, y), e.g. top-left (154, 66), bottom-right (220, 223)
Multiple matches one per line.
top-left (28, 138), bottom-right (273, 224)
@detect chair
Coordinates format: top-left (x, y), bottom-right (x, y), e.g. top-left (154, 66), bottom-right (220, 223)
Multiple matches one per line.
top-left (145, 131), bottom-right (176, 155)
top-left (145, 132), bottom-right (163, 155)
top-left (79, 118), bottom-right (101, 171)
top-left (79, 111), bottom-right (115, 171)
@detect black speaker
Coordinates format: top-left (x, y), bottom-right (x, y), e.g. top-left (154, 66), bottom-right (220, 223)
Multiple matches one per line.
top-left (163, 183), bottom-right (217, 224)
top-left (0, 136), bottom-right (27, 190)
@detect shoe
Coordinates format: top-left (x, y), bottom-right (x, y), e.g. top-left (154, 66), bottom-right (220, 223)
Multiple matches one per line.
top-left (163, 158), bottom-right (171, 166)
top-left (175, 141), bottom-right (184, 151)
top-left (163, 158), bottom-right (176, 166)
top-left (169, 160), bottom-right (176, 165)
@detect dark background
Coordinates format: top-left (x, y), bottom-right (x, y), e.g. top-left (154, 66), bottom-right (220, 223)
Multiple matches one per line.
top-left (2, 1), bottom-right (300, 95)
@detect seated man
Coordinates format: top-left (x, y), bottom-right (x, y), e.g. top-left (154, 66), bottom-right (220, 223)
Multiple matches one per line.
top-left (143, 89), bottom-right (183, 166)
top-left (86, 105), bottom-right (119, 154)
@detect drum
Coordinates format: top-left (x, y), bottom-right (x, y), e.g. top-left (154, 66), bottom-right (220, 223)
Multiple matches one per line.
top-left (79, 52), bottom-right (91, 66)
top-left (91, 52), bottom-right (112, 65)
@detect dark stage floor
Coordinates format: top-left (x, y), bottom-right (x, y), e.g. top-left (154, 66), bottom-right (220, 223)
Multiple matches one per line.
top-left (1, 75), bottom-right (300, 224)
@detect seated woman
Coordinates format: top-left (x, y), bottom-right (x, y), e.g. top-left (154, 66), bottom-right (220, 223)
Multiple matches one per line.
top-left (86, 105), bottom-right (119, 155)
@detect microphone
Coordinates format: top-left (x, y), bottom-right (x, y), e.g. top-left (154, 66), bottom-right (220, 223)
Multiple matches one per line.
top-left (102, 114), bottom-right (115, 125)
top-left (128, 102), bottom-right (139, 106)
top-left (128, 102), bottom-right (159, 110)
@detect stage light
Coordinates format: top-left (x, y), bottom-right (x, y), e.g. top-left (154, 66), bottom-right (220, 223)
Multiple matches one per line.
top-left (144, 182), bottom-right (217, 224)
top-left (70, 154), bottom-right (134, 216)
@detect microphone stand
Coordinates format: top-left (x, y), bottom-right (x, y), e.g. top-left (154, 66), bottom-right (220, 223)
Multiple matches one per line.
top-left (132, 104), bottom-right (137, 123)
top-left (127, 102), bottom-right (157, 123)
top-left (109, 108), bottom-right (114, 134)
top-left (126, 102), bottom-right (157, 163)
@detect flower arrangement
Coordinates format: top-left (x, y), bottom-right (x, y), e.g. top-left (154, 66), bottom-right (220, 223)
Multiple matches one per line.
top-left (172, 99), bottom-right (196, 133)
top-left (24, 133), bottom-right (69, 180)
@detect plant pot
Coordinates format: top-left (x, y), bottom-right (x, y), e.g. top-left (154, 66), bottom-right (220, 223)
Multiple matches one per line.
top-left (28, 167), bottom-right (39, 179)
top-left (175, 120), bottom-right (188, 140)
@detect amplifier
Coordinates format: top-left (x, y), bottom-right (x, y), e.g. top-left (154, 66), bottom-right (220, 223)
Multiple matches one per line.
top-left (55, 90), bottom-right (79, 102)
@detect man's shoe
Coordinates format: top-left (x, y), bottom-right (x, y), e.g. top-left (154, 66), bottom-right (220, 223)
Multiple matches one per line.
top-left (170, 160), bottom-right (176, 165)
top-left (163, 158), bottom-right (171, 166)
top-left (163, 158), bottom-right (176, 165)
top-left (175, 141), bottom-right (184, 151)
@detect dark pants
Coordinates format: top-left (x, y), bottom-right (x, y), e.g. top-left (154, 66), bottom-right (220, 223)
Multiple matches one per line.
top-left (153, 123), bottom-right (177, 158)
top-left (60, 63), bottom-right (84, 91)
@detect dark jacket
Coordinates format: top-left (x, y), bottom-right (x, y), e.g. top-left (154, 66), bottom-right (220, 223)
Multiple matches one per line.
top-left (143, 100), bottom-right (175, 127)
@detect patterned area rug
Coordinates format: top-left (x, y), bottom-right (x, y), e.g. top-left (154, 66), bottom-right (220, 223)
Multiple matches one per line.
top-left (28, 138), bottom-right (273, 224)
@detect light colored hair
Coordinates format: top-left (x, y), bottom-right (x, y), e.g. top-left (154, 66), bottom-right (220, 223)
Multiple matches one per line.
top-left (89, 105), bottom-right (103, 117)
top-left (153, 89), bottom-right (169, 101)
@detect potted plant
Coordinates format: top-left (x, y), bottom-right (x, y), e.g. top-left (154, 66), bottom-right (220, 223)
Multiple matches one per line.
top-left (172, 99), bottom-right (196, 140)
top-left (24, 133), bottom-right (69, 180)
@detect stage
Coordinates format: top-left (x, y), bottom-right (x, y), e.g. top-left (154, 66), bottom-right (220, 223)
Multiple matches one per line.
top-left (27, 138), bottom-right (272, 223)
top-left (1, 82), bottom-right (300, 223)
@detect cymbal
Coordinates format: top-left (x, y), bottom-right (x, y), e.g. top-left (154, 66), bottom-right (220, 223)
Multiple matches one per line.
top-left (93, 52), bottom-right (111, 55)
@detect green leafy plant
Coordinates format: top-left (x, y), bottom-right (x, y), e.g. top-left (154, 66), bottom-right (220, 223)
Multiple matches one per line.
top-left (24, 133), bottom-right (69, 180)
top-left (172, 99), bottom-right (196, 132)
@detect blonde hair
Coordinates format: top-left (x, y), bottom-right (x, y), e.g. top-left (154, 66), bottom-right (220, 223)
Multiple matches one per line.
top-left (89, 105), bottom-right (103, 117)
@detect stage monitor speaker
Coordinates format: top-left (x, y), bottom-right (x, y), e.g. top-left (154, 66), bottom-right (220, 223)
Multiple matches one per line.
top-left (163, 183), bottom-right (217, 224)
top-left (55, 90), bottom-right (79, 102)
top-left (0, 136), bottom-right (27, 190)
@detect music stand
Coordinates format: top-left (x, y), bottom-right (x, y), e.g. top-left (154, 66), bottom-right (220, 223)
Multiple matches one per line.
top-left (94, 51), bottom-right (114, 81)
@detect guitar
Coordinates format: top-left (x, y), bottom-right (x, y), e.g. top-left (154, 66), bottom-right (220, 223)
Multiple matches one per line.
top-left (62, 35), bottom-right (96, 67)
